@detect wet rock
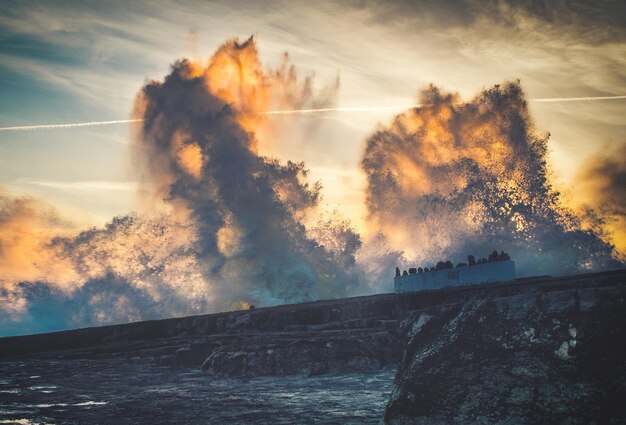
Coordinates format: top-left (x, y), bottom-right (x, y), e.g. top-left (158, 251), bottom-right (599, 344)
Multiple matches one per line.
top-left (200, 331), bottom-right (397, 377)
top-left (385, 279), bottom-right (626, 424)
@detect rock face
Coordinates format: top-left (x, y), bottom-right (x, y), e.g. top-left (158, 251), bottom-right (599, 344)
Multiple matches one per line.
top-left (384, 272), bottom-right (626, 424)
top-left (199, 330), bottom-right (395, 377)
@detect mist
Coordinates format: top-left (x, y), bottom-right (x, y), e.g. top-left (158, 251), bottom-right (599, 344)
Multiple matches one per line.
top-left (0, 38), bottom-right (361, 336)
top-left (1, 39), bottom-right (623, 337)
top-left (362, 81), bottom-right (622, 275)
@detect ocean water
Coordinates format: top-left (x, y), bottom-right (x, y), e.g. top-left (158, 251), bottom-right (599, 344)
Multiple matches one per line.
top-left (0, 359), bottom-right (394, 424)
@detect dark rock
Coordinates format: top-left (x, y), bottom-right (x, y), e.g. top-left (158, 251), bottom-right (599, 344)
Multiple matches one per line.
top-left (200, 331), bottom-right (397, 377)
top-left (384, 275), bottom-right (626, 424)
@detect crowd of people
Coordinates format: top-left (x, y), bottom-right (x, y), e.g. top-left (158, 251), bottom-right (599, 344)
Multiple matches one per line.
top-left (395, 250), bottom-right (512, 277)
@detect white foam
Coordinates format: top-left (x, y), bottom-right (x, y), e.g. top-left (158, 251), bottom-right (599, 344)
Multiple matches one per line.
top-left (28, 385), bottom-right (57, 391)
top-left (74, 401), bottom-right (109, 407)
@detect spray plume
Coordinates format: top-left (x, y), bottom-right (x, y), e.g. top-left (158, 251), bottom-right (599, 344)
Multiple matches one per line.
top-left (362, 82), bottom-right (623, 276)
top-left (0, 37), bottom-right (361, 336)
top-left (1, 38), bottom-right (623, 336)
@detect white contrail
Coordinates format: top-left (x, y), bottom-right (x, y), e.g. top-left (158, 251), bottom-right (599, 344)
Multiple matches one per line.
top-left (258, 95), bottom-right (626, 115)
top-left (254, 104), bottom-right (424, 115)
top-left (0, 119), bottom-right (143, 132)
top-left (529, 95), bottom-right (626, 103)
top-left (0, 95), bottom-right (624, 131)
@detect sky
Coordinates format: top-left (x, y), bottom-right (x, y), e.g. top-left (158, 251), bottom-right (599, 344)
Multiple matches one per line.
top-left (0, 0), bottom-right (624, 335)
top-left (0, 0), bottom-right (624, 227)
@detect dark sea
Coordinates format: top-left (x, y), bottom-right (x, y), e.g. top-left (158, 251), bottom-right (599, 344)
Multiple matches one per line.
top-left (0, 359), bottom-right (394, 424)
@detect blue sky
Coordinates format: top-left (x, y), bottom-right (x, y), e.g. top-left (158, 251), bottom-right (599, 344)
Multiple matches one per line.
top-left (0, 0), bottom-right (624, 227)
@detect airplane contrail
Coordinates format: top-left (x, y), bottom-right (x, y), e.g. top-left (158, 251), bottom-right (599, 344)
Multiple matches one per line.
top-left (0, 119), bottom-right (143, 132)
top-left (529, 95), bottom-right (626, 103)
top-left (253, 104), bottom-right (424, 115)
top-left (258, 95), bottom-right (626, 115)
top-left (0, 95), bottom-right (624, 131)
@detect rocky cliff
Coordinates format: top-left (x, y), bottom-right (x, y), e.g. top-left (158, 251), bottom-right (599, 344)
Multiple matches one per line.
top-left (385, 270), bottom-right (626, 424)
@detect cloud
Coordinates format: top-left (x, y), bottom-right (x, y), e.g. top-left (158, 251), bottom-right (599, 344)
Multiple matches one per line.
top-left (0, 189), bottom-right (81, 316)
top-left (349, 0), bottom-right (626, 38)
top-left (2, 0), bottom-right (623, 230)
top-left (20, 180), bottom-right (138, 191)
top-left (575, 143), bottom-right (626, 257)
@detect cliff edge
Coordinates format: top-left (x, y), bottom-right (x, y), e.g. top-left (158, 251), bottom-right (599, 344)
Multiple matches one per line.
top-left (385, 270), bottom-right (626, 424)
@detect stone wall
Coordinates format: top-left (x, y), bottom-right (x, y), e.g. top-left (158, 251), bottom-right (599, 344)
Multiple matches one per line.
top-left (395, 261), bottom-right (515, 292)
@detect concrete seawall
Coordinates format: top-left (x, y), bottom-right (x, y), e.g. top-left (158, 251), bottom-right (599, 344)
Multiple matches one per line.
top-left (1, 270), bottom-right (624, 379)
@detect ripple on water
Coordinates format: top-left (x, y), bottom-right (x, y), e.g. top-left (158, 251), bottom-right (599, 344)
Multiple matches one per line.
top-left (33, 403), bottom-right (69, 408)
top-left (26, 401), bottom-right (108, 409)
top-left (28, 385), bottom-right (58, 391)
top-left (74, 401), bottom-right (108, 407)
top-left (0, 409), bottom-right (35, 416)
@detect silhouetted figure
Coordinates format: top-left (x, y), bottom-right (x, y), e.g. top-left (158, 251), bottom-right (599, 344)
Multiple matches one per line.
top-left (488, 250), bottom-right (499, 263)
top-left (468, 255), bottom-right (476, 266)
top-left (249, 305), bottom-right (256, 311)
top-left (436, 261), bottom-right (446, 271)
top-left (409, 268), bottom-right (417, 275)
top-left (445, 260), bottom-right (453, 269)
top-left (499, 250), bottom-right (511, 261)
top-left (418, 267), bottom-right (423, 273)
top-left (402, 270), bottom-right (408, 276)
top-left (424, 267), bottom-right (429, 272)
top-left (456, 262), bottom-right (467, 268)
top-left (395, 267), bottom-right (401, 277)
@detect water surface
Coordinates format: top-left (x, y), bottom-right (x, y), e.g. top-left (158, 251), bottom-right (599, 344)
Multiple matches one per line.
top-left (0, 359), bottom-right (394, 424)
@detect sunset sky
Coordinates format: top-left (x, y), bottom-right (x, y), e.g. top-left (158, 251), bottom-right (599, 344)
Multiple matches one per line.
top-left (1, 0), bottom-right (624, 228)
top-left (1, 0), bottom-right (625, 335)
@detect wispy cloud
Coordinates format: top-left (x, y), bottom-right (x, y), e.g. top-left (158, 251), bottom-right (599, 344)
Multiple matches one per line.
top-left (0, 0), bottom-right (624, 226)
top-left (19, 179), bottom-right (138, 192)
